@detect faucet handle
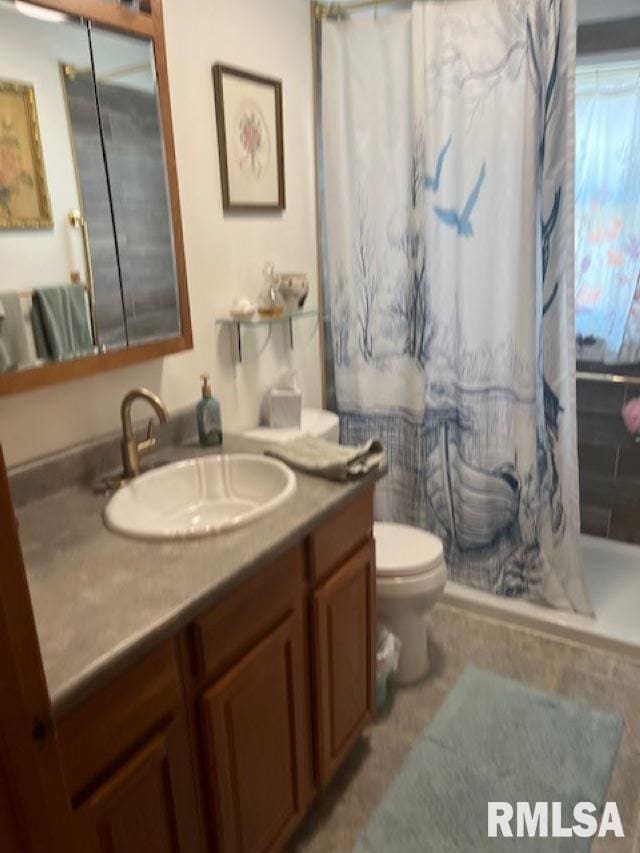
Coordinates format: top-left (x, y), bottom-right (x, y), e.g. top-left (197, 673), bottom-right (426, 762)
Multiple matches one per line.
top-left (137, 418), bottom-right (157, 455)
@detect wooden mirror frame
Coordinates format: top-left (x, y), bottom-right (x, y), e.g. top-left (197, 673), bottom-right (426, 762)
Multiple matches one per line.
top-left (0, 0), bottom-right (192, 398)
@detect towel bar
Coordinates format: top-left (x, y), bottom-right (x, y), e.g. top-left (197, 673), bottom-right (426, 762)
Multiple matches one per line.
top-left (577, 370), bottom-right (640, 387)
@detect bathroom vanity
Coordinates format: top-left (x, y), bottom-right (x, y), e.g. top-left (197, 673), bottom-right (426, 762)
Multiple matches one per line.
top-left (6, 435), bottom-right (381, 852)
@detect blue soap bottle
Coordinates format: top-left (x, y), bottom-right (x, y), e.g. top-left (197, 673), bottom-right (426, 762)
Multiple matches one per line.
top-left (197, 374), bottom-right (222, 447)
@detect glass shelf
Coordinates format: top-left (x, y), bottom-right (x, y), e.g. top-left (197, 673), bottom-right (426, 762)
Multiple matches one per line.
top-left (215, 309), bottom-right (319, 362)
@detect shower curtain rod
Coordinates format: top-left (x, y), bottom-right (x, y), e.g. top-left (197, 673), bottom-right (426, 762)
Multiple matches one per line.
top-left (313, 0), bottom-right (410, 20)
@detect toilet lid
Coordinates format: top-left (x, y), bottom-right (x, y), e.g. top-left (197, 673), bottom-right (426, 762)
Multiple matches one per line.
top-left (374, 522), bottom-right (444, 577)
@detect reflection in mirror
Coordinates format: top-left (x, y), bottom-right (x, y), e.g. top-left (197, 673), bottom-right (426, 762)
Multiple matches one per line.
top-left (62, 60), bottom-right (127, 350)
top-left (0, 1), bottom-right (184, 381)
top-left (576, 15), bottom-right (640, 374)
top-left (0, 1), bottom-right (101, 372)
top-left (88, 26), bottom-right (180, 347)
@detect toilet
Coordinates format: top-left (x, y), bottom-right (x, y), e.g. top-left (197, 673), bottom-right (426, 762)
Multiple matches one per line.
top-left (374, 522), bottom-right (447, 685)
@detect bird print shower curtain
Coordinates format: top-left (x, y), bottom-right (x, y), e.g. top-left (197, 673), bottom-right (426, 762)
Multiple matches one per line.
top-left (319, 0), bottom-right (591, 613)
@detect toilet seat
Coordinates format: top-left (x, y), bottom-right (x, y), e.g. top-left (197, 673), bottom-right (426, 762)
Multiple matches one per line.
top-left (374, 522), bottom-right (444, 578)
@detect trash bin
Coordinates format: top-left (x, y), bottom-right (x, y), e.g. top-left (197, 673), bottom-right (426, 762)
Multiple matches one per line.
top-left (376, 625), bottom-right (401, 710)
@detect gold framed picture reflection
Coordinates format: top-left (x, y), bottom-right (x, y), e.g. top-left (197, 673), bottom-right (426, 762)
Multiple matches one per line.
top-left (212, 63), bottom-right (285, 212)
top-left (0, 80), bottom-right (52, 230)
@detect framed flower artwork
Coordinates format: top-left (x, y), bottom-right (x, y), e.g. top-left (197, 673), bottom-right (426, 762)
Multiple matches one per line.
top-left (0, 80), bottom-right (52, 230)
top-left (212, 64), bottom-right (285, 212)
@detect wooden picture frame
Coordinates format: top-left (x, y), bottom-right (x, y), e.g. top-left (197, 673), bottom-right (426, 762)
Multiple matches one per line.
top-left (0, 80), bottom-right (52, 230)
top-left (212, 63), bottom-right (285, 213)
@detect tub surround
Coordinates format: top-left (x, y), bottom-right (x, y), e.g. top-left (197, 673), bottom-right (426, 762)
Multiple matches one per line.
top-left (577, 378), bottom-right (640, 544)
top-left (14, 433), bottom-right (385, 719)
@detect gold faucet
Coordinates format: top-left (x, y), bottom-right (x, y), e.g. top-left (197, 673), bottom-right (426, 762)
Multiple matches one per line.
top-left (120, 388), bottom-right (169, 479)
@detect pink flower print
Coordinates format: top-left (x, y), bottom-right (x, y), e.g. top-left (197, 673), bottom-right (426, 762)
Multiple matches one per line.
top-left (239, 113), bottom-right (263, 176)
top-left (607, 249), bottom-right (624, 268)
top-left (588, 227), bottom-right (603, 245)
top-left (621, 397), bottom-right (640, 437)
top-left (576, 286), bottom-right (602, 308)
top-left (604, 217), bottom-right (622, 241)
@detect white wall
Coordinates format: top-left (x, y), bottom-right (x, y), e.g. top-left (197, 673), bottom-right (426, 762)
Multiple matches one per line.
top-left (0, 9), bottom-right (88, 291)
top-left (0, 0), bottom-right (322, 467)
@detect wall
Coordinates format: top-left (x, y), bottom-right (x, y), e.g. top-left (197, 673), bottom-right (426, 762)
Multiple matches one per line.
top-left (578, 0), bottom-right (640, 25)
top-left (578, 379), bottom-right (640, 544)
top-left (0, 0), bottom-right (322, 467)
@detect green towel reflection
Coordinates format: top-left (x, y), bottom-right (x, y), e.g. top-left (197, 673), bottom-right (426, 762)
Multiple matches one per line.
top-left (32, 286), bottom-right (94, 361)
top-left (0, 292), bottom-right (31, 372)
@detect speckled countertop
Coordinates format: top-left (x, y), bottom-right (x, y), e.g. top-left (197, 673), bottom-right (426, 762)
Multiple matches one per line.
top-left (16, 434), bottom-right (384, 720)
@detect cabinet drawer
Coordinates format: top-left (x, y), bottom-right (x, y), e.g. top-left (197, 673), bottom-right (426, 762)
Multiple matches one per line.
top-left (190, 544), bottom-right (303, 684)
top-left (310, 487), bottom-right (374, 585)
top-left (57, 641), bottom-right (182, 801)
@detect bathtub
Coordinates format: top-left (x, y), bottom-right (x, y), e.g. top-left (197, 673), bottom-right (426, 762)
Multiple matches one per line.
top-left (442, 534), bottom-right (640, 657)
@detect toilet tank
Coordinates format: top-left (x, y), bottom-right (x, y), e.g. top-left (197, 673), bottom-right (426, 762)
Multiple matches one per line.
top-left (243, 408), bottom-right (339, 444)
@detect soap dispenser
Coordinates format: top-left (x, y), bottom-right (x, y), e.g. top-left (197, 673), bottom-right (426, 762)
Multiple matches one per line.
top-left (197, 374), bottom-right (222, 447)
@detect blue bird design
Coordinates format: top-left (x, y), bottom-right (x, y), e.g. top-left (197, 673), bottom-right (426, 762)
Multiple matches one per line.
top-left (423, 136), bottom-right (452, 192)
top-left (434, 162), bottom-right (486, 238)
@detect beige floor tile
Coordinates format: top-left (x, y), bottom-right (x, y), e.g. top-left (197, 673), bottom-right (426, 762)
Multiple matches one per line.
top-left (556, 667), bottom-right (640, 748)
top-left (290, 603), bottom-right (640, 852)
top-left (592, 732), bottom-right (640, 853)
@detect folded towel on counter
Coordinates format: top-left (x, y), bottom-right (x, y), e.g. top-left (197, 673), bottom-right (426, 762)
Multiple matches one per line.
top-left (265, 436), bottom-right (384, 482)
top-left (32, 285), bottom-right (93, 361)
top-left (0, 292), bottom-right (31, 372)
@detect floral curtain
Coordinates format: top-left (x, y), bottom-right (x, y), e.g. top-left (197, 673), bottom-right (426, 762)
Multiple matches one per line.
top-left (575, 69), bottom-right (640, 364)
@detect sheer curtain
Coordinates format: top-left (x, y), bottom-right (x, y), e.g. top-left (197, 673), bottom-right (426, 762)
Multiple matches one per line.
top-left (575, 65), bottom-right (640, 364)
top-left (319, 0), bottom-right (591, 613)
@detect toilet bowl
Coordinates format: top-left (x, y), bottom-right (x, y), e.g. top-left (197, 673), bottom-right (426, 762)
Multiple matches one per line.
top-left (375, 522), bottom-right (447, 685)
top-left (243, 407), bottom-right (340, 444)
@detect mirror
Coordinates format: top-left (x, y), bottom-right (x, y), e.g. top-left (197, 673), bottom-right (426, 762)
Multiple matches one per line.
top-left (0, 0), bottom-right (189, 387)
top-left (575, 11), bottom-right (640, 377)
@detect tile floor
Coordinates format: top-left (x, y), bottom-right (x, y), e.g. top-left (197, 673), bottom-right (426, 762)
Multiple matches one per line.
top-left (289, 602), bottom-right (640, 852)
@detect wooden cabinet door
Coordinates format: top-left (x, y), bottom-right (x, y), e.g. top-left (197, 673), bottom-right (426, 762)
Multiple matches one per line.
top-left (78, 716), bottom-right (200, 853)
top-left (0, 446), bottom-right (76, 852)
top-left (200, 613), bottom-right (309, 853)
top-left (313, 539), bottom-right (376, 788)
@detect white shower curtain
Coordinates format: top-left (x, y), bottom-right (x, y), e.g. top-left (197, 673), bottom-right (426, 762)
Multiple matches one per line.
top-left (320, 0), bottom-right (591, 613)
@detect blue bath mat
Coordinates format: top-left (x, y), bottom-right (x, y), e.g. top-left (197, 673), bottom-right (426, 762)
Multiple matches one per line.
top-left (355, 667), bottom-right (622, 852)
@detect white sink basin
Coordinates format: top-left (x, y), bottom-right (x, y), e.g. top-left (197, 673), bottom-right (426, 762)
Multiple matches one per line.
top-left (104, 454), bottom-right (296, 540)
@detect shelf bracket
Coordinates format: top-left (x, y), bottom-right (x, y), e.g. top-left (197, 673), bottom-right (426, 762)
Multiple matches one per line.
top-left (234, 323), bottom-right (242, 362)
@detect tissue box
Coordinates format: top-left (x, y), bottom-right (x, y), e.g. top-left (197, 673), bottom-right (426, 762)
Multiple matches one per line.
top-left (268, 388), bottom-right (302, 429)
